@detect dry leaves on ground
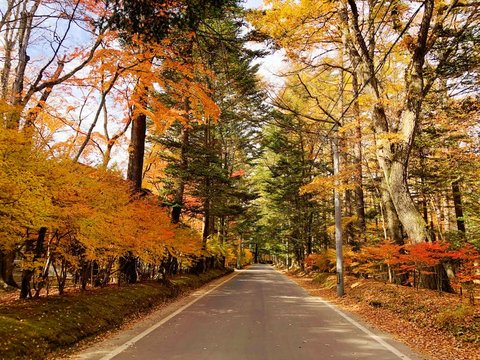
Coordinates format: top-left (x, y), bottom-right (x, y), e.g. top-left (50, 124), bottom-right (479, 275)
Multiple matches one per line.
top-left (287, 272), bottom-right (480, 360)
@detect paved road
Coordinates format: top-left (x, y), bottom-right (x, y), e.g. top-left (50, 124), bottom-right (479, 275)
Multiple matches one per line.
top-left (78, 265), bottom-right (423, 360)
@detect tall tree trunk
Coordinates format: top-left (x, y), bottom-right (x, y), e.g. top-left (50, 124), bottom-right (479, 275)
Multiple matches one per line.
top-left (8, 2), bottom-right (40, 129)
top-left (306, 212), bottom-right (313, 255)
top-left (124, 82), bottom-right (149, 282)
top-left (344, 189), bottom-right (355, 246)
top-left (380, 179), bottom-right (403, 244)
top-left (333, 122), bottom-right (344, 296)
top-left (201, 121), bottom-right (214, 248)
top-left (452, 180), bottom-right (465, 233)
top-left (373, 105), bottom-right (430, 243)
top-left (1, 32), bottom-right (14, 100)
top-left (20, 227), bottom-right (47, 299)
top-left (345, 0), bottom-right (434, 243)
top-left (202, 194), bottom-right (211, 248)
top-left (127, 105), bottom-right (147, 192)
top-left (352, 73), bottom-right (366, 242)
top-left (341, 139), bottom-right (355, 246)
top-left (171, 127), bottom-right (189, 223)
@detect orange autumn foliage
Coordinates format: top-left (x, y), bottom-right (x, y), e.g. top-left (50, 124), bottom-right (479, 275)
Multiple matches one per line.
top-left (0, 129), bottom-right (203, 278)
top-left (305, 239), bottom-right (480, 291)
top-left (351, 240), bottom-right (480, 287)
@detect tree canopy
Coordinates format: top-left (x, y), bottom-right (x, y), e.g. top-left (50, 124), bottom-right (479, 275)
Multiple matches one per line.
top-left (0, 0), bottom-right (479, 298)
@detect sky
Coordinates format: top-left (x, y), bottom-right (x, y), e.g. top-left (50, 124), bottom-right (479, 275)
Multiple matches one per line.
top-left (244, 0), bottom-right (266, 9)
top-left (242, 0), bottom-right (287, 89)
top-left (0, 0), bottom-right (285, 170)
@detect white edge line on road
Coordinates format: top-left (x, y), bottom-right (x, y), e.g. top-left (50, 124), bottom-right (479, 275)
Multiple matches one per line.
top-left (281, 272), bottom-right (413, 360)
top-left (99, 271), bottom-right (240, 360)
top-left (313, 293), bottom-right (412, 360)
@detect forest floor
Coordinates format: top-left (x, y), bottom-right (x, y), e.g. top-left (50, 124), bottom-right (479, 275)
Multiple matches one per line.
top-left (0, 269), bottom-right (231, 359)
top-left (287, 270), bottom-right (480, 360)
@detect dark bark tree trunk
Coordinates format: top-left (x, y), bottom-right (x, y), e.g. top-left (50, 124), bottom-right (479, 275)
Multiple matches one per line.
top-left (202, 121), bottom-right (213, 248)
top-left (124, 81), bottom-right (149, 283)
top-left (306, 212), bottom-right (313, 255)
top-left (127, 109), bottom-right (147, 192)
top-left (0, 250), bottom-right (18, 288)
top-left (202, 193), bottom-right (211, 248)
top-left (344, 189), bottom-right (355, 246)
top-left (79, 260), bottom-right (90, 290)
top-left (120, 252), bottom-right (138, 284)
top-left (171, 127), bottom-right (189, 223)
top-left (20, 227), bottom-right (47, 299)
top-left (452, 180), bottom-right (465, 233)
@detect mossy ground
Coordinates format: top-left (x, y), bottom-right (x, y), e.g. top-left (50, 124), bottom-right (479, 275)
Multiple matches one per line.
top-left (0, 269), bottom-right (230, 359)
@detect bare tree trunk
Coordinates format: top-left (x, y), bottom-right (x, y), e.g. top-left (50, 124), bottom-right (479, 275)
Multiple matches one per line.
top-left (333, 123), bottom-right (344, 296)
top-left (127, 104), bottom-right (147, 192)
top-left (344, 0), bottom-right (434, 243)
top-left (171, 127), bottom-right (189, 223)
top-left (7, 1), bottom-right (40, 129)
top-left (352, 73), bottom-right (366, 241)
top-left (380, 179), bottom-right (403, 244)
top-left (124, 82), bottom-right (149, 282)
top-left (202, 196), bottom-right (211, 248)
top-left (452, 180), bottom-right (465, 233)
top-left (20, 227), bottom-right (47, 299)
top-left (1, 14), bottom-right (15, 100)
top-left (373, 105), bottom-right (430, 243)
top-left (306, 212), bottom-right (313, 255)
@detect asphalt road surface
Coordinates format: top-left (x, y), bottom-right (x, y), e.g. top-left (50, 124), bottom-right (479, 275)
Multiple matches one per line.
top-left (79, 264), bottom-right (423, 360)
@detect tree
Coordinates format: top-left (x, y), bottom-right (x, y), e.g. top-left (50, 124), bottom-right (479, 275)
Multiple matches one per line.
top-left (109, 0), bottom-right (233, 193)
top-left (250, 0), bottom-right (480, 244)
top-left (151, 3), bottom-right (267, 250)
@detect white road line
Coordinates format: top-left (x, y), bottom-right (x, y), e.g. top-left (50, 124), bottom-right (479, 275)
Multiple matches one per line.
top-left (316, 297), bottom-right (413, 360)
top-left (282, 271), bottom-right (412, 360)
top-left (99, 271), bottom-right (240, 360)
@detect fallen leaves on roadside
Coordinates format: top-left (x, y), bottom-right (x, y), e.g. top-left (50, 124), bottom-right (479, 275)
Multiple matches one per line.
top-left (287, 271), bottom-right (480, 360)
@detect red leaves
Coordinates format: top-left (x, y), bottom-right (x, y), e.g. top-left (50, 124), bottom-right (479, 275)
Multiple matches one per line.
top-left (352, 240), bottom-right (480, 283)
top-left (230, 169), bottom-right (245, 178)
top-left (395, 241), bottom-right (451, 272)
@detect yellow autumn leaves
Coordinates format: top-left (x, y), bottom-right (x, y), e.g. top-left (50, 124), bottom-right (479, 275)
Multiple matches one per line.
top-left (0, 128), bottom-right (203, 271)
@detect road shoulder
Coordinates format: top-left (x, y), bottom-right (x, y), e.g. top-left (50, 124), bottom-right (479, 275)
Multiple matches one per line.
top-left (63, 271), bottom-right (239, 360)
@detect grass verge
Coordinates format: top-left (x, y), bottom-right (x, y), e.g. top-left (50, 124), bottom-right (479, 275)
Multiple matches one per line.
top-left (0, 269), bottom-right (231, 359)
